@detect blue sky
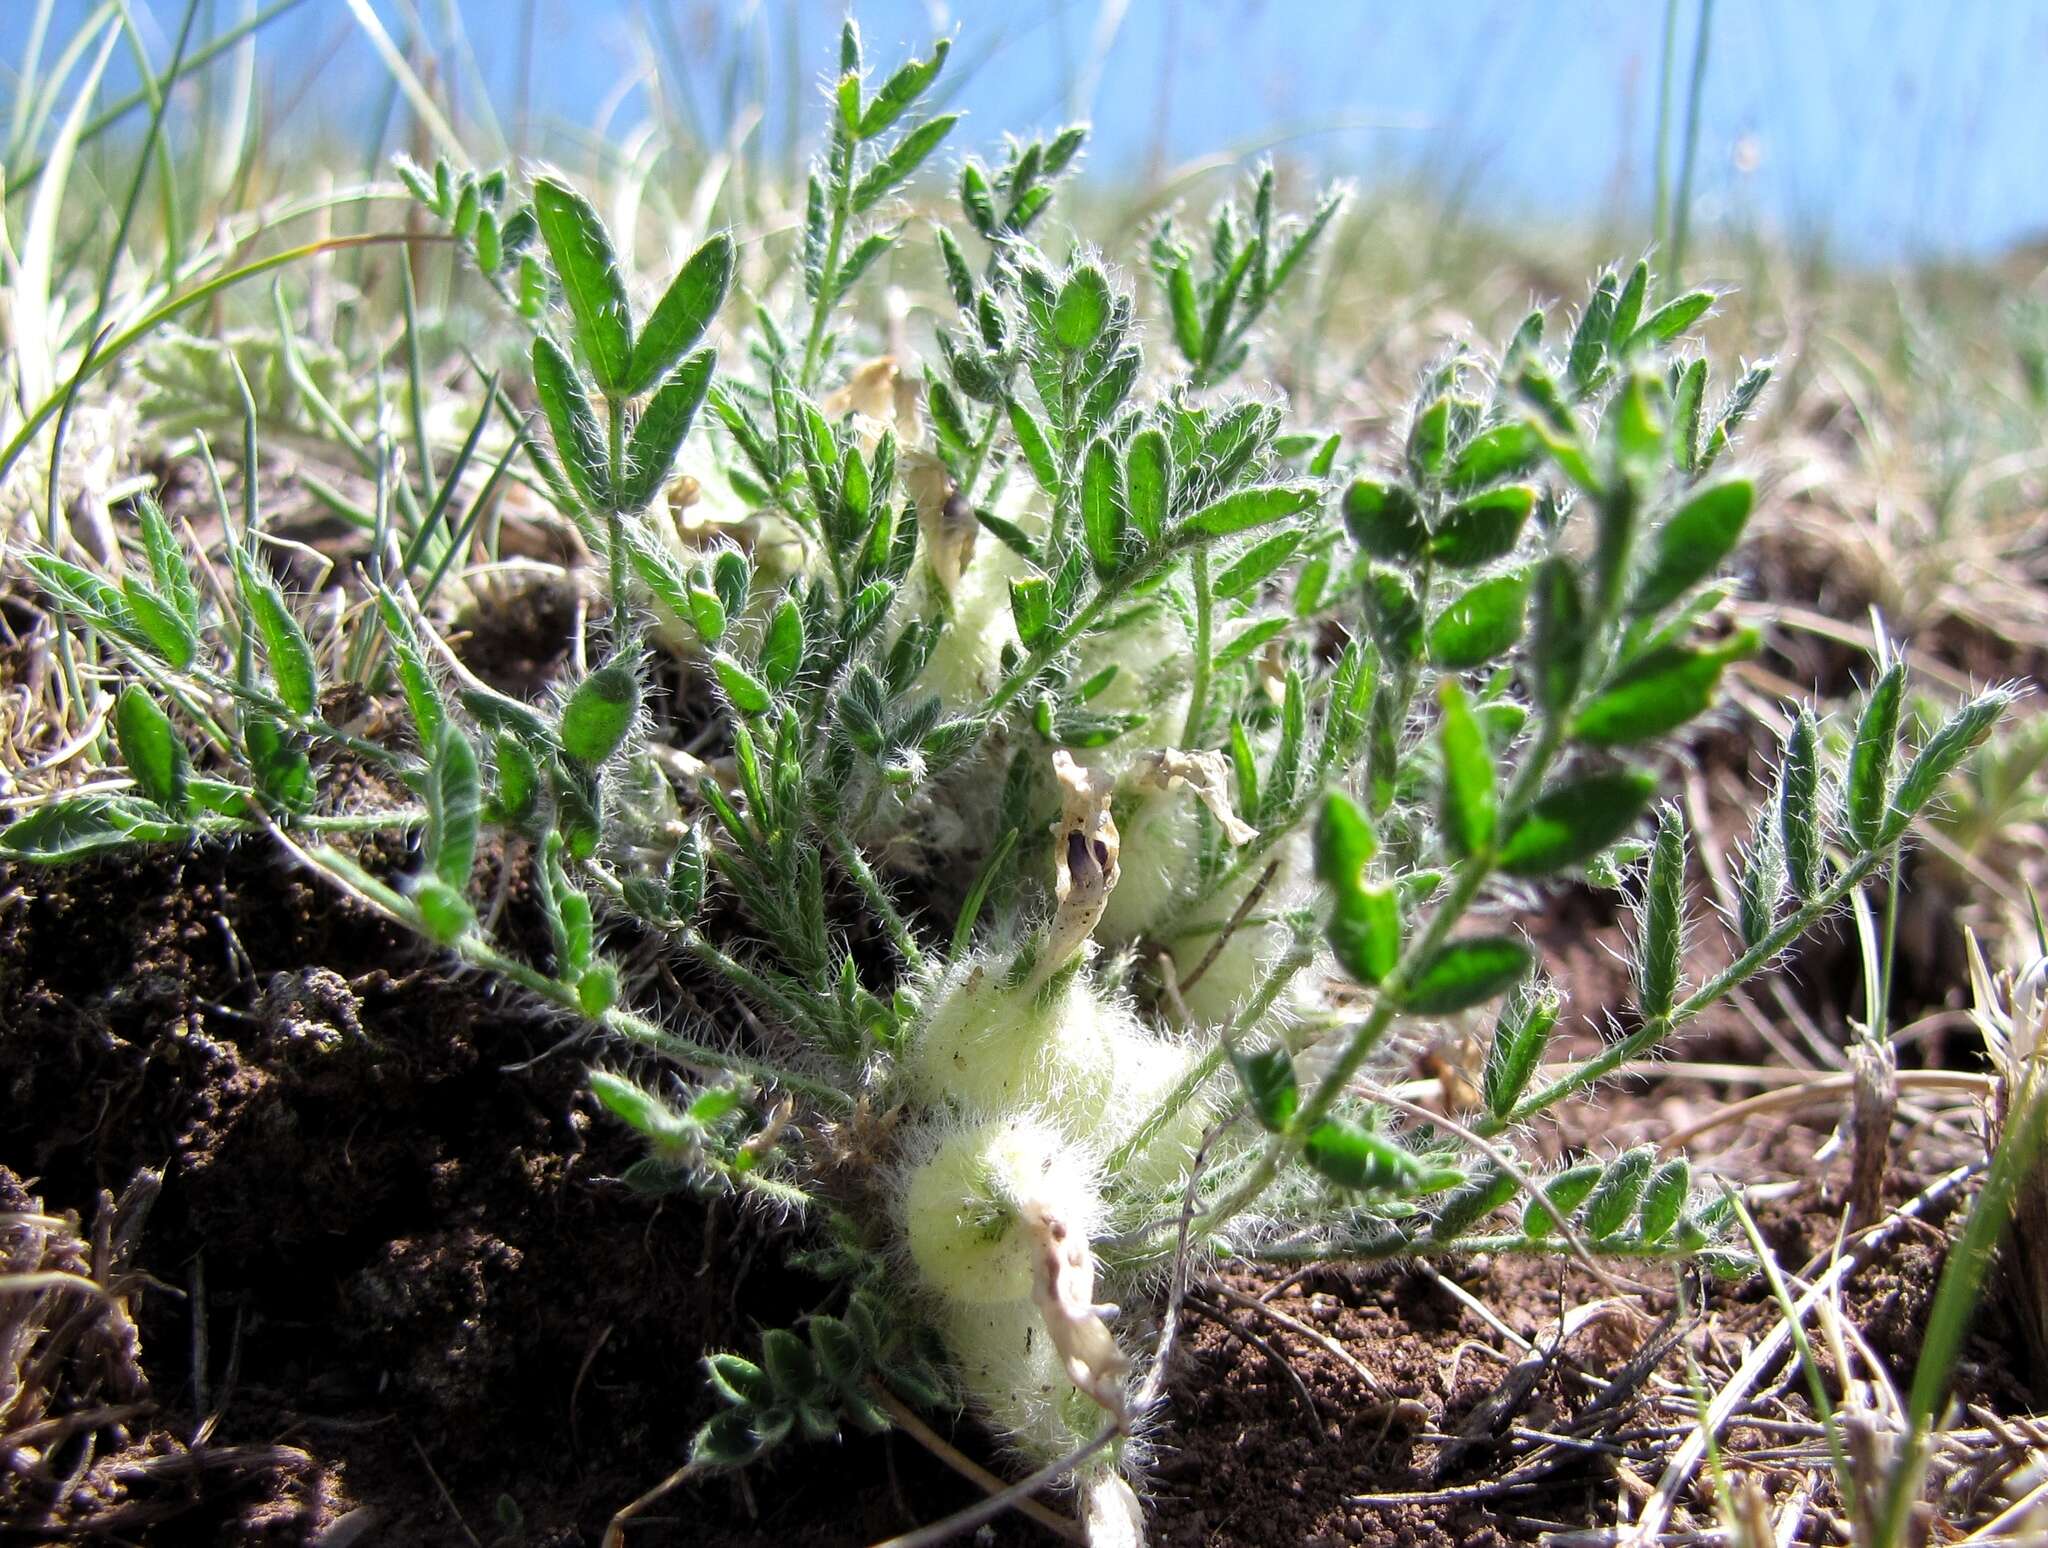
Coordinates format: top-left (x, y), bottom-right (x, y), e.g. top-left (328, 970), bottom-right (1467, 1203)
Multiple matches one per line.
top-left (9, 2), bottom-right (2047, 260)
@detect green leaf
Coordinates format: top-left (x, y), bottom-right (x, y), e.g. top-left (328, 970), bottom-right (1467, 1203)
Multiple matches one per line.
top-left (245, 714), bottom-right (315, 812)
top-left (1736, 821), bottom-right (1784, 948)
top-left (1497, 769), bottom-right (1656, 876)
top-left (1570, 630), bottom-right (1758, 746)
top-left (1166, 262), bottom-right (1203, 362)
top-left (1436, 681), bottom-right (1496, 859)
top-left (122, 583), bottom-right (197, 671)
top-left (1400, 936), bottom-right (1533, 1015)
top-left (618, 349), bottom-right (716, 510)
top-left (1406, 396), bottom-right (1451, 480)
top-left (1215, 530), bottom-right (1302, 601)
top-left (560, 662), bottom-right (640, 764)
top-left (137, 494), bottom-right (200, 630)
top-left (1318, 791), bottom-right (1400, 986)
top-left (1845, 662), bottom-right (1906, 849)
top-left (237, 559), bottom-right (319, 716)
top-left (1215, 615), bottom-right (1289, 670)
top-left (1429, 572), bottom-right (1530, 669)
top-left (1585, 1147), bottom-right (1654, 1239)
top-left (115, 689), bottom-right (188, 812)
top-left (1609, 260), bottom-right (1649, 347)
top-left (1483, 986), bottom-right (1559, 1120)
top-left (1630, 480), bottom-right (1754, 615)
top-left (1232, 1045), bottom-right (1298, 1132)
top-left (1423, 1168), bottom-right (1515, 1242)
top-left (1430, 485), bottom-right (1535, 567)
top-left (376, 592), bottom-right (445, 747)
top-left (761, 597), bottom-right (805, 690)
top-left (691, 1410), bottom-right (764, 1470)
top-left (1779, 709), bottom-right (1823, 900)
top-left (1524, 1162), bottom-right (1602, 1236)
top-left (532, 176), bottom-right (633, 392)
top-left (857, 37), bottom-right (949, 138)
top-left (1052, 265), bottom-right (1111, 353)
top-left (1569, 271), bottom-right (1618, 390)
top-left (1303, 1119), bottom-right (1420, 1191)
top-left (591, 1070), bottom-right (685, 1146)
top-left (1637, 805), bottom-right (1686, 1018)
top-left (1631, 289), bottom-right (1715, 348)
top-left (491, 732), bottom-right (541, 829)
top-left (1342, 478), bottom-right (1427, 561)
top-left (1315, 789), bottom-right (1378, 884)
top-left (1178, 484), bottom-right (1319, 540)
top-left (532, 335), bottom-right (612, 510)
top-left (1080, 437), bottom-right (1126, 578)
top-left (427, 723), bottom-right (481, 890)
top-left (0, 795), bottom-right (188, 861)
top-left (627, 233), bottom-right (733, 395)
top-left (1447, 422), bottom-right (1540, 490)
top-left (1007, 401), bottom-right (1058, 494)
top-left (714, 655), bottom-right (772, 716)
top-left (1888, 688), bottom-right (2013, 837)
top-left (853, 114), bottom-right (960, 212)
top-left (1639, 1159), bottom-right (1690, 1243)
top-left (1124, 429), bottom-right (1170, 546)
top-left (762, 1327), bottom-right (826, 1403)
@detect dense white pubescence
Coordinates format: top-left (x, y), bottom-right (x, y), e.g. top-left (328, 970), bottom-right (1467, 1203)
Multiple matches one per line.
top-left (894, 951), bottom-right (1215, 1474)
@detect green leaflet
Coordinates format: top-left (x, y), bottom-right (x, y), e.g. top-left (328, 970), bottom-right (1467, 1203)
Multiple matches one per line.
top-left (532, 176), bottom-right (634, 392)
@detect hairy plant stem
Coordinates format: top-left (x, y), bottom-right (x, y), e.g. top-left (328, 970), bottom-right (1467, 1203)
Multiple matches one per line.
top-left (825, 828), bottom-right (926, 972)
top-left (299, 838), bottom-right (855, 1110)
top-left (798, 140), bottom-right (853, 393)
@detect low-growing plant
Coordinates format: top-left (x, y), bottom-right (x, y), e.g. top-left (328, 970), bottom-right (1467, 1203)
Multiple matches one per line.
top-left (0, 20), bottom-right (2017, 1544)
